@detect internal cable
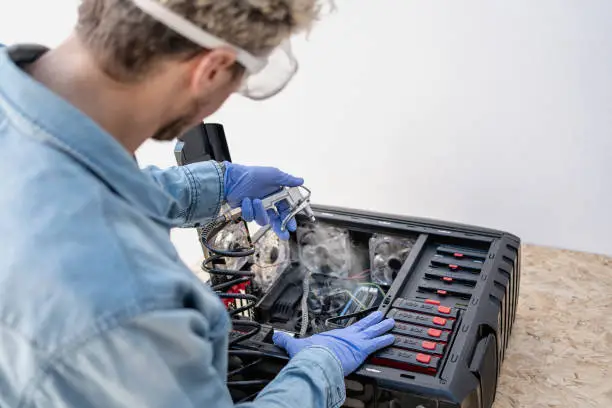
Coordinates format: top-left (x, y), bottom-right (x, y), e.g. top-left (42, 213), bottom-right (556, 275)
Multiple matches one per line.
top-left (340, 290), bottom-right (367, 310)
top-left (200, 217), bottom-right (258, 319)
top-left (199, 216), bottom-right (266, 395)
top-left (228, 358), bottom-right (263, 378)
top-left (299, 269), bottom-right (312, 337)
top-left (302, 269), bottom-right (379, 336)
top-left (237, 391), bottom-right (261, 403)
top-left (356, 282), bottom-right (387, 296)
top-left (324, 306), bottom-right (379, 329)
top-left (227, 380), bottom-right (271, 387)
top-left (228, 350), bottom-right (267, 357)
top-left (229, 321), bottom-right (261, 346)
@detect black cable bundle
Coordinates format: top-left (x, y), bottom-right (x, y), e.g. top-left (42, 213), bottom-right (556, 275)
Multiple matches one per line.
top-left (200, 217), bottom-right (270, 396)
top-left (201, 217), bottom-right (260, 317)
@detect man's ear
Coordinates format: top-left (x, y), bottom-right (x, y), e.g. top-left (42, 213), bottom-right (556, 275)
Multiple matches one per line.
top-left (190, 48), bottom-right (238, 94)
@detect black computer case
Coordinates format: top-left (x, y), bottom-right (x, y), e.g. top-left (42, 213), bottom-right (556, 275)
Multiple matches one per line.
top-left (174, 123), bottom-right (521, 408)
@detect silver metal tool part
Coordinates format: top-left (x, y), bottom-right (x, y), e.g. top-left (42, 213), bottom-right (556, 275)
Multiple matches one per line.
top-left (223, 186), bottom-right (315, 235)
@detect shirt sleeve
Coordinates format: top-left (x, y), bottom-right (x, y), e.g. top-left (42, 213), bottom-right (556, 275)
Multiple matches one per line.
top-left (24, 309), bottom-right (346, 408)
top-left (142, 161), bottom-right (225, 226)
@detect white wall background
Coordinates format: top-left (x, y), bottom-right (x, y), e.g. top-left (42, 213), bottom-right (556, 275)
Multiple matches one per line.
top-left (2, 1), bottom-right (611, 266)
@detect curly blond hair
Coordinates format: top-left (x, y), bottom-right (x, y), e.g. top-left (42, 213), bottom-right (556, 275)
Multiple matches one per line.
top-left (76, 0), bottom-right (324, 81)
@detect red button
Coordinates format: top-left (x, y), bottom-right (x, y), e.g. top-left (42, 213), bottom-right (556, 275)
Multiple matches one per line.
top-left (425, 299), bottom-right (441, 305)
top-left (443, 277), bottom-right (453, 282)
top-left (422, 341), bottom-right (437, 350)
top-left (438, 306), bottom-right (451, 314)
top-left (449, 264), bottom-right (459, 270)
top-left (437, 290), bottom-right (447, 296)
top-left (416, 353), bottom-right (431, 364)
top-left (428, 328), bottom-right (442, 338)
top-left (453, 252), bottom-right (464, 258)
top-left (433, 317), bottom-right (447, 326)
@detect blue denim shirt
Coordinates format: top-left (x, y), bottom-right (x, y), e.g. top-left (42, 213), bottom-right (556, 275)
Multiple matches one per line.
top-left (0, 45), bottom-right (345, 408)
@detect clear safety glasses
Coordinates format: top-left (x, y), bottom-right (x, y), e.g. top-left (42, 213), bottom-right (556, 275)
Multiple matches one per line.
top-left (130, 0), bottom-right (298, 100)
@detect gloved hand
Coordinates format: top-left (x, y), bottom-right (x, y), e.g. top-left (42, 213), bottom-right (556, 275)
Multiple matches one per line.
top-left (272, 311), bottom-right (396, 376)
top-left (223, 162), bottom-right (304, 240)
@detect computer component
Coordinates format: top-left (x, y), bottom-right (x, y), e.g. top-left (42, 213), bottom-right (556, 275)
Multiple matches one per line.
top-left (175, 123), bottom-right (521, 408)
top-left (369, 233), bottom-right (417, 285)
top-left (297, 223), bottom-right (354, 278)
top-left (251, 228), bottom-right (291, 292)
top-left (211, 220), bottom-right (251, 273)
top-left (238, 209), bottom-right (520, 408)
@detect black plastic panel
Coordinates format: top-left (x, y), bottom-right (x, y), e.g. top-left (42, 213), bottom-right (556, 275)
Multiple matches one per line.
top-left (175, 122), bottom-right (232, 165)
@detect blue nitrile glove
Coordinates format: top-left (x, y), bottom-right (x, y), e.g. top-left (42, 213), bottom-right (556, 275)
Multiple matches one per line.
top-left (272, 311), bottom-right (396, 376)
top-left (223, 162), bottom-right (304, 240)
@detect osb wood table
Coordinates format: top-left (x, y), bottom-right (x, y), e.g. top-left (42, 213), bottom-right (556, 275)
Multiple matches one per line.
top-left (191, 244), bottom-right (612, 407)
top-left (494, 245), bottom-right (611, 408)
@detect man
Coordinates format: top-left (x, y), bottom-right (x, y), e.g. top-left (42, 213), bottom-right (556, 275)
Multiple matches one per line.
top-left (0, 1), bottom-right (395, 407)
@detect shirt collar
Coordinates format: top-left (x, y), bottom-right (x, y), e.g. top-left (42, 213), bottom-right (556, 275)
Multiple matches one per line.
top-left (0, 44), bottom-right (180, 227)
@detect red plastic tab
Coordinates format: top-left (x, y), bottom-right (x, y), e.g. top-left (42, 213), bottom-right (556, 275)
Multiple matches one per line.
top-left (416, 353), bottom-right (431, 364)
top-left (438, 306), bottom-right (451, 314)
top-left (437, 290), bottom-right (448, 296)
top-left (433, 317), bottom-right (447, 326)
top-left (422, 341), bottom-right (437, 350)
top-left (427, 328), bottom-right (442, 338)
top-left (449, 264), bottom-right (459, 270)
top-left (425, 299), bottom-right (441, 305)
top-left (442, 277), bottom-right (453, 282)
top-left (453, 252), bottom-right (464, 258)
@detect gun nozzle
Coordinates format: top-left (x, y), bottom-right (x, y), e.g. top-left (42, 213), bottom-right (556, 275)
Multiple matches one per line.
top-left (303, 205), bottom-right (316, 222)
